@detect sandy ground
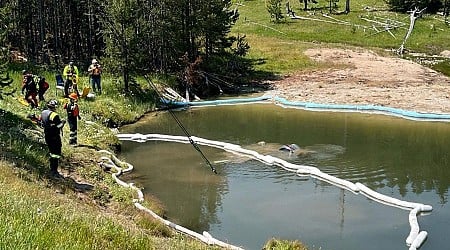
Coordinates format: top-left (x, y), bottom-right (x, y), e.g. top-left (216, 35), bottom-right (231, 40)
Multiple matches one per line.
top-left (266, 48), bottom-right (450, 114)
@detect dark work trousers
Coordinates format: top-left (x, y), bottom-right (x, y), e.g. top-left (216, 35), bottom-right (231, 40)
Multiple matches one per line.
top-left (45, 134), bottom-right (62, 174)
top-left (91, 76), bottom-right (101, 94)
top-left (68, 116), bottom-right (78, 145)
top-left (38, 88), bottom-right (46, 101)
top-left (64, 79), bottom-right (79, 97)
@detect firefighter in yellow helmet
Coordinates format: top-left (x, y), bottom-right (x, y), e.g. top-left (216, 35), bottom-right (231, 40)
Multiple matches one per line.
top-left (41, 100), bottom-right (66, 177)
top-left (63, 61), bottom-right (80, 97)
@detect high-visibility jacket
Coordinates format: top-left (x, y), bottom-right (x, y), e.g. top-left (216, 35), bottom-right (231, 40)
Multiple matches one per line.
top-left (41, 109), bottom-right (64, 137)
top-left (63, 65), bottom-right (79, 82)
top-left (64, 102), bottom-right (80, 118)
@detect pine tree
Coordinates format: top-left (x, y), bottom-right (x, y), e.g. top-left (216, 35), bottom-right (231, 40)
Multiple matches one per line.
top-left (267, 0), bottom-right (284, 22)
top-left (2, 0), bottom-right (247, 95)
top-left (386, 0), bottom-right (444, 13)
top-left (0, 3), bottom-right (14, 99)
top-left (100, 0), bottom-right (143, 91)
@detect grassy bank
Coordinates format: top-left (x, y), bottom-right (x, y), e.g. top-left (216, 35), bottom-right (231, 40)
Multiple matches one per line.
top-left (0, 161), bottom-right (209, 249)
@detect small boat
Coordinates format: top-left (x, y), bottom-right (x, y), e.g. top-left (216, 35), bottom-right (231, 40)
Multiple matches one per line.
top-left (159, 87), bottom-right (189, 107)
top-left (160, 97), bottom-right (189, 107)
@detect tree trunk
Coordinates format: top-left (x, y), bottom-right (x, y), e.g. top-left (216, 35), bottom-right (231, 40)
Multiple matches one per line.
top-left (445, 0), bottom-right (449, 23)
top-left (303, 0), bottom-right (308, 11)
top-left (121, 22), bottom-right (129, 92)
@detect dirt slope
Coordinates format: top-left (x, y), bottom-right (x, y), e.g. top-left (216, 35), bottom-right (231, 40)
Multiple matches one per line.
top-left (266, 48), bottom-right (450, 114)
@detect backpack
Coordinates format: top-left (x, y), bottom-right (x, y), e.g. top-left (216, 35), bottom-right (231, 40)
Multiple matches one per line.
top-left (40, 79), bottom-right (49, 91)
top-left (35, 76), bottom-right (49, 92)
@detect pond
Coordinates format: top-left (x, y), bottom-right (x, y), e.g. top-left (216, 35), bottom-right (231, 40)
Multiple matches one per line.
top-left (119, 103), bottom-right (450, 250)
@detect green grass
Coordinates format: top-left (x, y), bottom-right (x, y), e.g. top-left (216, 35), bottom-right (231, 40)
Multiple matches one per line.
top-left (263, 238), bottom-right (309, 250)
top-left (0, 161), bottom-right (220, 250)
top-left (243, 34), bottom-right (320, 74)
top-left (432, 60), bottom-right (450, 75)
top-left (232, 0), bottom-right (450, 75)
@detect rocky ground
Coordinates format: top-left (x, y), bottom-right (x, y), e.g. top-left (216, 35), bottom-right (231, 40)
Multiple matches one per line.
top-left (266, 48), bottom-right (450, 114)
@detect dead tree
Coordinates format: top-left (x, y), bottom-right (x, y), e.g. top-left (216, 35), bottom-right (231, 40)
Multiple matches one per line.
top-left (445, 0), bottom-right (449, 24)
top-left (398, 7), bottom-right (426, 55)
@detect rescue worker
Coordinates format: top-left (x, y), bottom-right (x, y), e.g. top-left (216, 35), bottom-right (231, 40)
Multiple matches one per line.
top-left (88, 59), bottom-right (102, 94)
top-left (63, 61), bottom-right (79, 97)
top-left (63, 93), bottom-right (81, 145)
top-left (35, 76), bottom-right (49, 101)
top-left (21, 70), bottom-right (39, 109)
top-left (41, 100), bottom-right (66, 177)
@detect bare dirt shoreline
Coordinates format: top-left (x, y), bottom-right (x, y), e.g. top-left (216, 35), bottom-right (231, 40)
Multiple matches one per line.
top-left (266, 48), bottom-right (450, 114)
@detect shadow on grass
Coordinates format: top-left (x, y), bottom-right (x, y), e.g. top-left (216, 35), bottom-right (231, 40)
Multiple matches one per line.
top-left (0, 109), bottom-right (48, 174)
top-left (431, 59), bottom-right (450, 77)
top-left (0, 108), bottom-right (95, 196)
top-left (49, 174), bottom-right (94, 194)
top-left (199, 55), bottom-right (280, 97)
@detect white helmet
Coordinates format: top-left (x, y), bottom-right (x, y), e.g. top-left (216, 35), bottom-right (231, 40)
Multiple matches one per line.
top-left (92, 59), bottom-right (98, 64)
top-left (47, 100), bottom-right (58, 109)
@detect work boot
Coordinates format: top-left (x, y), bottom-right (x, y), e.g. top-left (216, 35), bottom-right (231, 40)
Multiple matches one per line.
top-left (49, 158), bottom-right (62, 178)
top-left (53, 172), bottom-right (64, 179)
top-left (69, 138), bottom-right (77, 146)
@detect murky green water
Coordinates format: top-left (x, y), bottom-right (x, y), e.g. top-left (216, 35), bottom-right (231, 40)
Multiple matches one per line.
top-left (120, 104), bottom-right (450, 250)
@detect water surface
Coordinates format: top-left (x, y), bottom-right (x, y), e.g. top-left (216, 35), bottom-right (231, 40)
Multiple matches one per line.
top-left (120, 104), bottom-right (450, 250)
